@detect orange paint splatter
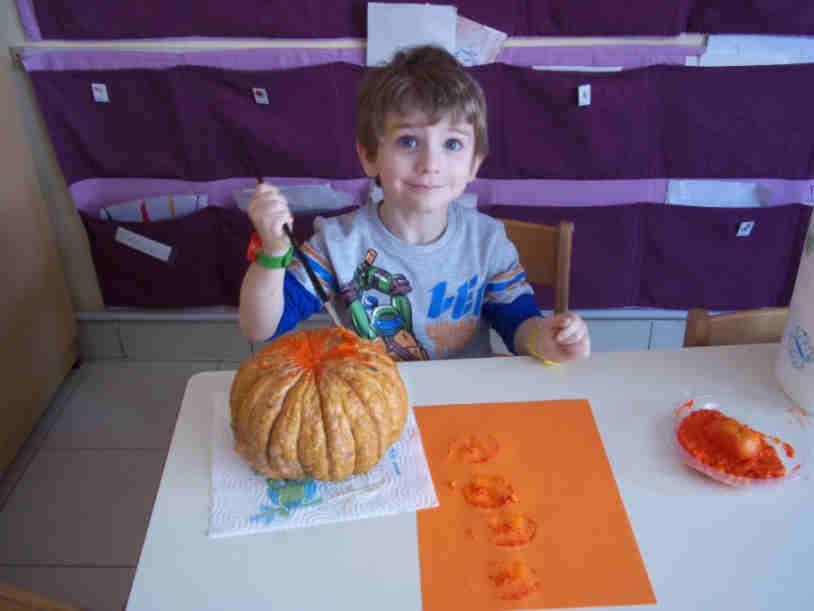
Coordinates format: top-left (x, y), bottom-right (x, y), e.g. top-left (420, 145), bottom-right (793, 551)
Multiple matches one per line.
top-left (258, 327), bottom-right (378, 373)
top-left (462, 475), bottom-right (518, 509)
top-left (486, 512), bottom-right (538, 547)
top-left (448, 434), bottom-right (500, 464)
top-left (488, 560), bottom-right (540, 600)
top-left (677, 409), bottom-right (793, 480)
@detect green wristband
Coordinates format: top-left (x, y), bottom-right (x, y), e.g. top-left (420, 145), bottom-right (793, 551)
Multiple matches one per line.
top-left (254, 245), bottom-right (293, 269)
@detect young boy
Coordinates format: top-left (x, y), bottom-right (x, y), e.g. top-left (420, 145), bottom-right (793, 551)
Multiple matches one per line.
top-left (239, 45), bottom-right (590, 362)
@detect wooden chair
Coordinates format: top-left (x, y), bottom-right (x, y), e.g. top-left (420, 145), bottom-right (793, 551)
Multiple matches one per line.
top-left (499, 218), bottom-right (573, 314)
top-left (682, 307), bottom-right (789, 347)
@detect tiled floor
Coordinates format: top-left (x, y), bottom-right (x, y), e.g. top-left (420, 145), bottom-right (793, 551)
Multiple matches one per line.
top-left (0, 358), bottom-right (239, 610)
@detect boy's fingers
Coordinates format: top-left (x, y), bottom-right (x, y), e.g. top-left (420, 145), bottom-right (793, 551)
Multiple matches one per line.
top-left (255, 183), bottom-right (279, 196)
top-left (556, 321), bottom-right (586, 344)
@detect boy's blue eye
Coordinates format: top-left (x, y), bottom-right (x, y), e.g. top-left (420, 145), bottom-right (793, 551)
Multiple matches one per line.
top-left (397, 136), bottom-right (417, 149)
top-left (445, 138), bottom-right (464, 151)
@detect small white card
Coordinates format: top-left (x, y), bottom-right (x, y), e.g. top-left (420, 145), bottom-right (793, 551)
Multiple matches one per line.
top-left (114, 227), bottom-right (172, 262)
top-left (252, 87), bottom-right (269, 105)
top-left (366, 2), bottom-right (457, 67)
top-left (736, 221), bottom-right (756, 237)
top-left (91, 83), bottom-right (109, 103)
top-left (578, 84), bottom-right (592, 107)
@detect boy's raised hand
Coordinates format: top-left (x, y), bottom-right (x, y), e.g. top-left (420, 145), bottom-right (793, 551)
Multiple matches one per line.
top-left (528, 312), bottom-right (591, 364)
top-left (248, 183), bottom-right (293, 256)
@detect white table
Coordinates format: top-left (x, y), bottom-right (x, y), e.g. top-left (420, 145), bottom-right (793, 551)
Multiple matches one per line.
top-left (127, 344), bottom-right (814, 610)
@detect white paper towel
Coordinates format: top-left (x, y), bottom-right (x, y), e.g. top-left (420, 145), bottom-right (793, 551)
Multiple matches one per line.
top-left (209, 393), bottom-right (438, 538)
top-left (776, 216), bottom-right (814, 411)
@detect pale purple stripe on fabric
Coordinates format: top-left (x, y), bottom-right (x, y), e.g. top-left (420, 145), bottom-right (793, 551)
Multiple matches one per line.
top-left (496, 44), bottom-right (702, 68)
top-left (69, 176), bottom-right (814, 216)
top-left (21, 44), bottom-right (698, 73)
top-left (21, 47), bottom-right (366, 72)
top-left (468, 179), bottom-right (669, 206)
top-left (14, 0), bottom-right (42, 40)
top-left (69, 177), bottom-right (370, 215)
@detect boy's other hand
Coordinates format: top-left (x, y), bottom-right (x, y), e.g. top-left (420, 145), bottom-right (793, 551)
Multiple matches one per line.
top-left (529, 313), bottom-right (590, 364)
top-left (248, 183), bottom-right (293, 256)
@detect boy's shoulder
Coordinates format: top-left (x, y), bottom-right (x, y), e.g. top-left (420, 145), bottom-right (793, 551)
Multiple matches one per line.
top-left (455, 202), bottom-right (507, 238)
top-left (312, 203), bottom-right (371, 238)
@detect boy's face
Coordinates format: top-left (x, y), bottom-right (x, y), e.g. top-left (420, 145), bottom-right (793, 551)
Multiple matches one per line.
top-left (357, 110), bottom-right (483, 215)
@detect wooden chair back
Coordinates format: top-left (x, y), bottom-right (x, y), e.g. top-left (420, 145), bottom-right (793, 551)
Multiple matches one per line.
top-left (499, 218), bottom-right (574, 314)
top-left (683, 307), bottom-right (789, 347)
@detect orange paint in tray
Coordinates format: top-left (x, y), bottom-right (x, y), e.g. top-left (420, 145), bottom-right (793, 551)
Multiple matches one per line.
top-left (414, 400), bottom-right (655, 610)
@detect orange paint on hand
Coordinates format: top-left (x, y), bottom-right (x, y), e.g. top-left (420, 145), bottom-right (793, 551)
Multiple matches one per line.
top-left (677, 409), bottom-right (792, 480)
top-left (488, 560), bottom-right (541, 600)
top-left (486, 512), bottom-right (538, 547)
top-left (462, 475), bottom-right (518, 509)
top-left (447, 434), bottom-right (500, 464)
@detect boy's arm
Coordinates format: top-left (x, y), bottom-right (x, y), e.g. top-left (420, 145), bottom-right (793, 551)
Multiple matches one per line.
top-left (238, 263), bottom-right (286, 342)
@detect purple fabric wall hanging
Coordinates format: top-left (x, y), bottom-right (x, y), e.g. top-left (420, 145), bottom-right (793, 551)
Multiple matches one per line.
top-left (658, 64), bottom-right (814, 179)
top-left (19, 1), bottom-right (814, 39)
top-left (29, 62), bottom-right (814, 187)
top-left (525, 1), bottom-right (688, 36)
top-left (640, 203), bottom-right (811, 309)
top-left (22, 0), bottom-right (526, 40)
top-left (481, 203), bottom-right (810, 311)
top-left (688, 1), bottom-right (814, 35)
top-left (80, 208), bottom-right (225, 307)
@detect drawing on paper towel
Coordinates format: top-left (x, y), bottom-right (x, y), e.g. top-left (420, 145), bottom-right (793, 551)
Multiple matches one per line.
top-left (786, 324), bottom-right (814, 371)
top-left (251, 478), bottom-right (322, 523)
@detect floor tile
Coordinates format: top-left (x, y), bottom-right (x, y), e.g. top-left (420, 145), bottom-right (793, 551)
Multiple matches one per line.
top-left (119, 320), bottom-right (251, 361)
top-left (0, 450), bottom-right (165, 566)
top-left (0, 566), bottom-right (134, 611)
top-left (0, 367), bottom-right (86, 510)
top-left (43, 361), bottom-right (212, 450)
top-left (77, 320), bottom-right (125, 359)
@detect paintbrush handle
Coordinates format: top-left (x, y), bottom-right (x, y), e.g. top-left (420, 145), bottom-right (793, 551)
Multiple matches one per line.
top-left (282, 224), bottom-right (330, 305)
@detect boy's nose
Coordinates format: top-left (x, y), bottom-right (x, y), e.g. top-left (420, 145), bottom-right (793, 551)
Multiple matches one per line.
top-left (417, 148), bottom-right (441, 174)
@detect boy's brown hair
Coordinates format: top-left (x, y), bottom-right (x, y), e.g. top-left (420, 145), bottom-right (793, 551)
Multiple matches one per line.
top-left (356, 45), bottom-right (489, 162)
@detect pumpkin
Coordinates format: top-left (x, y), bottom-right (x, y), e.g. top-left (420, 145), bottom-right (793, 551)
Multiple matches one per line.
top-left (229, 327), bottom-right (408, 481)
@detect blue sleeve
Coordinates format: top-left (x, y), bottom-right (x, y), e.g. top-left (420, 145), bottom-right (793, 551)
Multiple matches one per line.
top-left (482, 293), bottom-right (541, 354)
top-left (269, 271), bottom-right (324, 340)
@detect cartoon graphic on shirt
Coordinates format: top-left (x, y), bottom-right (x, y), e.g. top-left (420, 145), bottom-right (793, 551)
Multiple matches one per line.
top-left (339, 249), bottom-right (429, 361)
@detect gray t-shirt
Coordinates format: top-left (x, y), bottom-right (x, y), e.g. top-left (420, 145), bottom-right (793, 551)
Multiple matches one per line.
top-left (286, 201), bottom-right (536, 360)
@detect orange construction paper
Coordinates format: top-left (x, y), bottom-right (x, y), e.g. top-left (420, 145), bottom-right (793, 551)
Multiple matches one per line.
top-left (415, 400), bottom-right (655, 610)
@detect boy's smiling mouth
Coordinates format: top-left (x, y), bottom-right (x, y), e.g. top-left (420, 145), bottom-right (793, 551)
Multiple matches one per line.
top-left (406, 182), bottom-right (443, 190)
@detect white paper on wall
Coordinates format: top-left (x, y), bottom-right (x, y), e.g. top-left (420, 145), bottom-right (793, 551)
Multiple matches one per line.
top-left (454, 15), bottom-right (507, 66)
top-left (699, 35), bottom-right (814, 66)
top-left (666, 180), bottom-right (764, 207)
top-left (366, 2), bottom-right (457, 67)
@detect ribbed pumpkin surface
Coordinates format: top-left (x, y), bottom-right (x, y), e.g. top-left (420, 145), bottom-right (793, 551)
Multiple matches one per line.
top-left (229, 327), bottom-right (408, 481)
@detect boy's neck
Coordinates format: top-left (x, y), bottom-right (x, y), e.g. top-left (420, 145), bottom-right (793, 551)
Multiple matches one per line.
top-left (377, 201), bottom-right (449, 245)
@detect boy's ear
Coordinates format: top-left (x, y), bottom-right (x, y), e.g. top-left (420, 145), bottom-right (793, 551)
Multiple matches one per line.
top-left (356, 140), bottom-right (378, 178)
top-left (468, 154), bottom-right (485, 182)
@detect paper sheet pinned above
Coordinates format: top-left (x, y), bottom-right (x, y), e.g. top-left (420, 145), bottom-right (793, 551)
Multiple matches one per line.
top-left (366, 2), bottom-right (457, 66)
top-left (453, 14), bottom-right (507, 66)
